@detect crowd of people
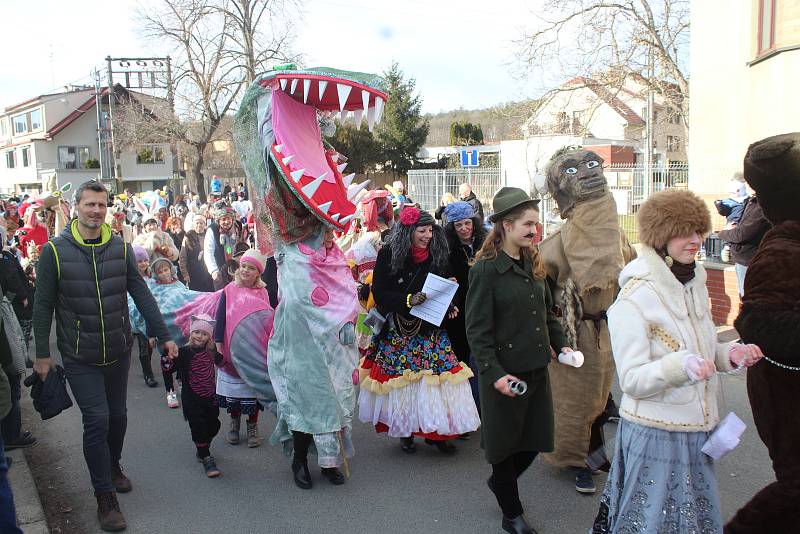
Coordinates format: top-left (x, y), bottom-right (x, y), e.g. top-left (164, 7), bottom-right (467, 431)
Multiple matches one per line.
top-left (0, 132), bottom-right (797, 534)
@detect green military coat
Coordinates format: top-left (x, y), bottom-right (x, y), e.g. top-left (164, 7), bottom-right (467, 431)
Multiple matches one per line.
top-left (466, 251), bottom-right (568, 464)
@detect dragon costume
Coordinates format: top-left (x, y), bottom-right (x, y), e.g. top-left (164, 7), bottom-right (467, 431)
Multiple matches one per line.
top-left (539, 149), bottom-right (636, 476)
top-left (233, 65), bottom-right (386, 468)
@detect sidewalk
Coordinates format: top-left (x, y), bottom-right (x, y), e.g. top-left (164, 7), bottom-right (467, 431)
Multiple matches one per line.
top-left (7, 446), bottom-right (49, 533)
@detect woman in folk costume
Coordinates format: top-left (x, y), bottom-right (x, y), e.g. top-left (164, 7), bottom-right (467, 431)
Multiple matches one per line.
top-left (358, 206), bottom-right (480, 455)
top-left (591, 189), bottom-right (763, 534)
top-left (179, 213), bottom-right (215, 292)
top-left (538, 149), bottom-right (636, 494)
top-left (204, 202), bottom-right (242, 290)
top-left (213, 249), bottom-right (274, 448)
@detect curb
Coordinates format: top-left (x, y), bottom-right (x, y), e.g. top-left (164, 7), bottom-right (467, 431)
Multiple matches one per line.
top-left (7, 448), bottom-right (50, 534)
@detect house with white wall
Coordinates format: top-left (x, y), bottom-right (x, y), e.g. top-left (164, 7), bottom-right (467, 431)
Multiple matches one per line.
top-left (0, 85), bottom-right (174, 195)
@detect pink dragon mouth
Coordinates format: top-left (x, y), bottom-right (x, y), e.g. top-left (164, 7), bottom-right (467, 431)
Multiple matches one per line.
top-left (261, 72), bottom-right (388, 230)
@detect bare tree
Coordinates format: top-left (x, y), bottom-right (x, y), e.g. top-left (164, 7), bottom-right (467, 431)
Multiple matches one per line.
top-left (118, 0), bottom-right (298, 199)
top-left (516, 0), bottom-right (689, 128)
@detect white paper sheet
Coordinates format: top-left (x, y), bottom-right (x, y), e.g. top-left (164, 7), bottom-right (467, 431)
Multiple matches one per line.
top-left (701, 412), bottom-right (746, 460)
top-left (409, 273), bottom-right (459, 327)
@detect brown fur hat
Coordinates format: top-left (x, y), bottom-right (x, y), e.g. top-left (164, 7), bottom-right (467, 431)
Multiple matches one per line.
top-left (637, 189), bottom-right (711, 250)
top-left (743, 132), bottom-right (800, 223)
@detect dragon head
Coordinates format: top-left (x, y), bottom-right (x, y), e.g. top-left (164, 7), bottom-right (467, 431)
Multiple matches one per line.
top-left (235, 65), bottom-right (388, 244)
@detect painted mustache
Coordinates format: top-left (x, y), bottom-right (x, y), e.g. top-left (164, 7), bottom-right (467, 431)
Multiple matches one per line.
top-left (524, 233), bottom-right (536, 239)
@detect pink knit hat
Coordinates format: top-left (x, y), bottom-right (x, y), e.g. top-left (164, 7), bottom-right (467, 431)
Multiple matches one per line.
top-left (190, 313), bottom-right (216, 335)
top-left (239, 249), bottom-right (267, 274)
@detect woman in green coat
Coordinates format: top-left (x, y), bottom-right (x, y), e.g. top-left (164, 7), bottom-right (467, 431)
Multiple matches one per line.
top-left (466, 187), bottom-right (571, 534)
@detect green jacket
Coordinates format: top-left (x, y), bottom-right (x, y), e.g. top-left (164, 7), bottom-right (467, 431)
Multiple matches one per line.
top-left (466, 251), bottom-right (567, 386)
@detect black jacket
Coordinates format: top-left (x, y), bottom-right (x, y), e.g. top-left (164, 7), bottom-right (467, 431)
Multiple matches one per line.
top-left (718, 196), bottom-right (771, 266)
top-left (33, 221), bottom-right (170, 366)
top-left (444, 224), bottom-right (486, 361)
top-left (179, 230), bottom-right (214, 292)
top-left (24, 366), bottom-right (73, 420)
top-left (461, 192), bottom-right (485, 222)
top-left (0, 250), bottom-right (32, 320)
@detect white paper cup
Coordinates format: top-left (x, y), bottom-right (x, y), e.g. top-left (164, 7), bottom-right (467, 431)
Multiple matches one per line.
top-left (558, 350), bottom-right (584, 368)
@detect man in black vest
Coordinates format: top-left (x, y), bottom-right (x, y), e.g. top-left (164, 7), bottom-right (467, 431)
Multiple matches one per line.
top-left (33, 180), bottom-right (177, 532)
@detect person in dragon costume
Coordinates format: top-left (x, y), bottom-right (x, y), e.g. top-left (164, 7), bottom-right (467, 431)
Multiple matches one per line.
top-left (538, 149), bottom-right (636, 494)
top-left (233, 64), bottom-right (380, 489)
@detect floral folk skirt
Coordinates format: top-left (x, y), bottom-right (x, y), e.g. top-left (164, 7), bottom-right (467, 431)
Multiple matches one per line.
top-left (357, 326), bottom-right (480, 441)
top-left (591, 419), bottom-right (723, 534)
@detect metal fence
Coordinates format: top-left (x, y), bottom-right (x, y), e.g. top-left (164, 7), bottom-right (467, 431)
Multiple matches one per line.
top-left (406, 168), bottom-right (504, 215)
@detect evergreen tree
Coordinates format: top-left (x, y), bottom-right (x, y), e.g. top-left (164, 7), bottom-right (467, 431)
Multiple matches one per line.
top-left (376, 62), bottom-right (429, 174)
top-left (326, 121), bottom-right (382, 175)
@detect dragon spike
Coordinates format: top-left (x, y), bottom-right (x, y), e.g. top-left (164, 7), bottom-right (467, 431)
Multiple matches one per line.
top-left (361, 90), bottom-right (370, 114)
top-left (290, 169), bottom-right (305, 182)
top-left (342, 173), bottom-right (356, 187)
top-left (336, 83), bottom-right (352, 112)
top-left (318, 80), bottom-right (328, 101)
top-left (347, 180), bottom-right (370, 200)
top-left (330, 213), bottom-right (341, 222)
top-left (282, 155), bottom-right (295, 166)
top-left (301, 175), bottom-right (324, 198)
top-left (374, 97), bottom-right (385, 124)
top-left (367, 106), bottom-right (376, 132)
top-left (274, 144), bottom-right (284, 154)
top-left (279, 78), bottom-right (288, 91)
top-left (353, 109), bottom-right (363, 129)
top-left (290, 78), bottom-right (298, 94)
top-left (318, 201), bottom-right (333, 213)
top-left (303, 79), bottom-right (311, 104)
top-left (340, 213), bottom-right (356, 224)
top-left (337, 163), bottom-right (347, 173)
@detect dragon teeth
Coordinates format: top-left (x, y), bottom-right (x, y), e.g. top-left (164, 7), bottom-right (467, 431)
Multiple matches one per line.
top-left (367, 106), bottom-right (376, 132)
top-left (336, 83), bottom-right (352, 112)
top-left (280, 79), bottom-right (288, 91)
top-left (290, 169), bottom-right (305, 182)
top-left (301, 175), bottom-right (324, 198)
top-left (282, 155), bottom-right (295, 165)
top-left (342, 173), bottom-right (355, 187)
top-left (290, 79), bottom-right (298, 94)
top-left (361, 90), bottom-right (370, 115)
top-left (303, 79), bottom-right (311, 103)
top-left (353, 109), bottom-right (363, 129)
top-left (318, 80), bottom-right (328, 101)
top-left (347, 180), bottom-right (369, 200)
top-left (274, 144), bottom-right (284, 154)
top-left (318, 201), bottom-right (333, 213)
top-left (337, 163), bottom-right (347, 173)
top-left (330, 213), bottom-right (341, 222)
top-left (375, 97), bottom-right (384, 124)
top-left (340, 214), bottom-right (356, 224)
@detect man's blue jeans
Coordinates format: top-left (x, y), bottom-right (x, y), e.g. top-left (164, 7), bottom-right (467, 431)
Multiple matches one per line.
top-left (0, 432), bottom-right (24, 534)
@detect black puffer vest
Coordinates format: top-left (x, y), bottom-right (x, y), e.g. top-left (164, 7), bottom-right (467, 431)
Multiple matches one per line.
top-left (48, 221), bottom-right (131, 366)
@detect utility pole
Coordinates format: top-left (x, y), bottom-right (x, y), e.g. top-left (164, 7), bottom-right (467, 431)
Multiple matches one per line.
top-left (106, 56), bottom-right (118, 186)
top-left (643, 47), bottom-right (654, 199)
top-left (93, 68), bottom-right (105, 180)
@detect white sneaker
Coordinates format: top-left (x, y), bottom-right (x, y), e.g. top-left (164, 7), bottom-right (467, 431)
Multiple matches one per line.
top-left (167, 391), bottom-right (179, 409)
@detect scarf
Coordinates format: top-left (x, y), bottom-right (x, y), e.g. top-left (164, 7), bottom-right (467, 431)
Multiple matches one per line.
top-left (411, 245), bottom-right (429, 264)
top-left (670, 260), bottom-right (696, 284)
top-left (560, 192), bottom-right (625, 295)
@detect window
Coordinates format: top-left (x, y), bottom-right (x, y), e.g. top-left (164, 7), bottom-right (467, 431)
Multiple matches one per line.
top-left (667, 135), bottom-right (681, 152)
top-left (669, 112), bottom-right (682, 125)
top-left (0, 118), bottom-right (7, 137)
top-left (758, 0), bottom-right (776, 55)
top-left (58, 146), bottom-right (90, 169)
top-left (137, 145), bottom-right (165, 164)
top-left (11, 108), bottom-right (44, 136)
top-left (21, 146), bottom-right (30, 167)
top-left (5, 150), bottom-right (16, 169)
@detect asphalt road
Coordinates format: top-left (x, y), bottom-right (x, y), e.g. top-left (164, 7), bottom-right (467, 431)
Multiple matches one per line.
top-left (23, 340), bottom-right (775, 534)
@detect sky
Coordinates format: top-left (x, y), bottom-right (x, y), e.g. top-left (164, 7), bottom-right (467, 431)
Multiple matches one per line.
top-left (0, 0), bottom-right (545, 113)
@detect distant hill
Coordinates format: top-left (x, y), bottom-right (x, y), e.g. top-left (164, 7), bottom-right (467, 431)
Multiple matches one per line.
top-left (424, 100), bottom-right (538, 146)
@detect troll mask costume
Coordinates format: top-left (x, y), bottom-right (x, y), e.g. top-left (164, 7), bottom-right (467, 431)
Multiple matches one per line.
top-left (539, 148), bottom-right (636, 474)
top-left (233, 65), bottom-right (385, 468)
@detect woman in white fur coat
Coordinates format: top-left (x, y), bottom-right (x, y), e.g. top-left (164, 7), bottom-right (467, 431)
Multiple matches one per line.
top-left (591, 189), bottom-right (763, 534)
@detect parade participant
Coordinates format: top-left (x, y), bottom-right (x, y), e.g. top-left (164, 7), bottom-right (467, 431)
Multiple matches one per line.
top-left (33, 180), bottom-right (176, 532)
top-left (466, 187), bottom-right (571, 534)
top-left (0, 309), bottom-right (23, 533)
top-left (213, 249), bottom-right (271, 448)
top-left (538, 148), bottom-right (636, 493)
top-left (591, 189), bottom-right (763, 534)
top-left (180, 214), bottom-right (215, 292)
top-left (726, 133), bottom-right (800, 534)
top-left (204, 203), bottom-right (241, 290)
top-left (3, 203), bottom-right (20, 234)
top-left (459, 183), bottom-right (485, 223)
top-left (161, 313), bottom-right (223, 478)
top-left (231, 191), bottom-right (252, 222)
top-left (358, 206), bottom-right (480, 454)
top-left (157, 206), bottom-right (169, 231)
top-left (166, 217), bottom-right (185, 253)
top-left (444, 200), bottom-right (487, 411)
top-left (133, 214), bottom-right (179, 263)
top-left (717, 192), bottom-right (770, 296)
top-left (17, 209), bottom-right (48, 259)
top-left (150, 257), bottom-right (186, 405)
top-left (107, 205), bottom-right (135, 244)
top-left (131, 246), bottom-right (159, 389)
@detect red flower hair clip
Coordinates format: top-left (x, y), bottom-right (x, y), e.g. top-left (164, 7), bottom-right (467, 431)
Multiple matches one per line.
top-left (399, 206), bottom-right (421, 226)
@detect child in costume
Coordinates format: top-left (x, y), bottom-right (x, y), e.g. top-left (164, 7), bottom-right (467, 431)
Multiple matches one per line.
top-left (133, 214), bottom-right (179, 263)
top-left (161, 313), bottom-right (223, 478)
top-left (131, 245), bottom-right (160, 389)
top-left (151, 257), bottom-right (185, 407)
top-left (213, 249), bottom-right (271, 448)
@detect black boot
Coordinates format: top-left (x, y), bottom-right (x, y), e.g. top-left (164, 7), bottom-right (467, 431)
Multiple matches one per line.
top-left (292, 459), bottom-right (312, 489)
top-left (400, 436), bottom-right (416, 453)
top-left (502, 514), bottom-right (536, 534)
top-left (321, 467), bottom-right (345, 485)
top-left (139, 354), bottom-right (158, 387)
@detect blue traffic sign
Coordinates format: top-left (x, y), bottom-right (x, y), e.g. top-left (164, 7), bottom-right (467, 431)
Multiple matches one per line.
top-left (460, 149), bottom-right (479, 167)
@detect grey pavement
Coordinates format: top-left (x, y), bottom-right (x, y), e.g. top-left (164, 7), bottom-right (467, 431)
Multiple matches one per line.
top-left (18, 338), bottom-right (774, 534)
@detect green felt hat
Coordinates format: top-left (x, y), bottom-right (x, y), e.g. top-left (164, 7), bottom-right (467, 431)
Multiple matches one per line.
top-left (489, 187), bottom-right (540, 223)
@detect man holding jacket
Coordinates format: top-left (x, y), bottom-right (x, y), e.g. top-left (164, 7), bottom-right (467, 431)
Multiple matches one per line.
top-left (718, 194), bottom-right (771, 296)
top-left (33, 180), bottom-right (177, 532)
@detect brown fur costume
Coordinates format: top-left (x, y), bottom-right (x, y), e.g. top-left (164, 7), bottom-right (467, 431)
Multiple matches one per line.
top-left (725, 133), bottom-right (800, 534)
top-left (637, 189), bottom-right (711, 249)
top-left (540, 149), bottom-right (636, 470)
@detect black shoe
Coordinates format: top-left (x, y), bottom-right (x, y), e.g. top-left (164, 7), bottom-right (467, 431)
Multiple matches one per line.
top-left (575, 467), bottom-right (596, 494)
top-left (292, 459), bottom-right (312, 489)
top-left (201, 456), bottom-right (221, 478)
top-left (4, 433), bottom-right (37, 450)
top-left (400, 437), bottom-right (416, 454)
top-left (321, 467), bottom-right (345, 485)
top-left (502, 514), bottom-right (537, 534)
top-left (144, 375), bottom-right (159, 388)
top-left (425, 438), bottom-right (456, 455)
